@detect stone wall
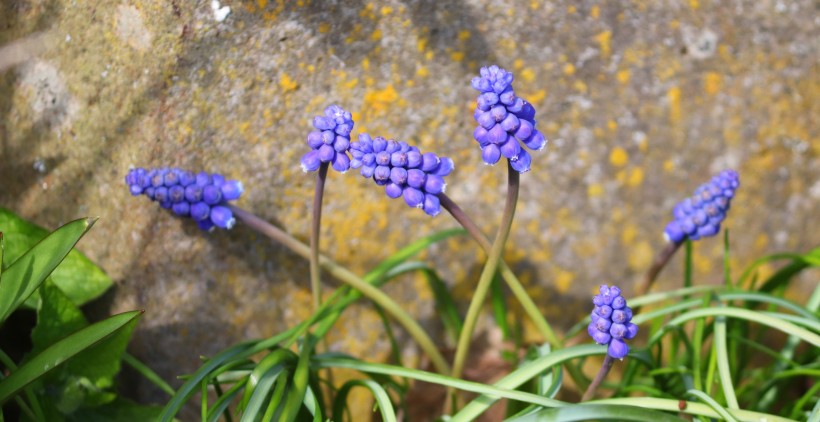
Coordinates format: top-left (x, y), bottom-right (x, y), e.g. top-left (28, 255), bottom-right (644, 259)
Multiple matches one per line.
top-left (1, 0), bottom-right (817, 408)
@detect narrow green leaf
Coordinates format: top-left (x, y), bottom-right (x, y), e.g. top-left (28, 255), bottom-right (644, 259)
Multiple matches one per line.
top-left (0, 217), bottom-right (96, 324)
top-left (490, 272), bottom-right (511, 340)
top-left (453, 344), bottom-right (604, 420)
top-left (238, 348), bottom-right (293, 414)
top-left (507, 403), bottom-right (687, 422)
top-left (159, 330), bottom-right (293, 421)
top-left (649, 307), bottom-right (820, 348)
top-left (206, 376), bottom-right (247, 422)
top-left (280, 337), bottom-right (314, 422)
top-left (713, 315), bottom-right (738, 408)
top-left (122, 353), bottom-right (175, 396)
top-left (241, 366), bottom-right (286, 422)
top-left (302, 386), bottom-right (323, 422)
top-left (0, 310), bottom-right (142, 403)
top-left (333, 380), bottom-right (397, 422)
top-left (0, 209), bottom-right (112, 307)
top-left (593, 398), bottom-right (798, 422)
top-left (366, 228), bottom-right (465, 279)
top-left (68, 396), bottom-right (163, 421)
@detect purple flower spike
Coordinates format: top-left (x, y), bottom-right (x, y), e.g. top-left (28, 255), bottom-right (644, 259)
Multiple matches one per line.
top-left (588, 284), bottom-right (638, 359)
top-left (664, 170), bottom-right (739, 243)
top-left (350, 134), bottom-right (453, 216)
top-left (301, 105), bottom-right (354, 173)
top-left (471, 65), bottom-right (548, 173)
top-left (126, 167), bottom-right (243, 231)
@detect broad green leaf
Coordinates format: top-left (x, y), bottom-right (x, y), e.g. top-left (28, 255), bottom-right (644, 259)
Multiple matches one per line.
top-left (0, 217), bottom-right (96, 324)
top-left (29, 279), bottom-right (139, 412)
top-left (30, 279), bottom-right (87, 356)
top-left (0, 310), bottom-right (142, 403)
top-left (0, 209), bottom-right (112, 308)
top-left (508, 404), bottom-right (687, 422)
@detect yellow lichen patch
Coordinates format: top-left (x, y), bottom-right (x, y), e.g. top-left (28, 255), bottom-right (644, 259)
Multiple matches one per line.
top-left (370, 28), bottom-right (382, 41)
top-left (617, 69), bottom-right (631, 84)
top-left (590, 5), bottom-right (600, 19)
top-left (667, 86), bottom-right (682, 123)
top-left (342, 78), bottom-right (358, 89)
top-left (607, 120), bottom-right (618, 131)
top-left (554, 268), bottom-right (575, 294)
top-left (663, 159), bottom-right (675, 172)
top-left (689, 0), bottom-right (699, 9)
top-left (609, 146), bottom-right (629, 167)
top-left (380, 5), bottom-right (393, 15)
top-left (595, 31), bottom-right (612, 59)
top-left (363, 84), bottom-right (399, 113)
top-left (573, 80), bottom-right (588, 93)
top-left (513, 59), bottom-right (525, 70)
top-left (627, 240), bottom-right (653, 271)
top-left (703, 72), bottom-right (722, 95)
top-left (525, 89), bottom-right (547, 104)
top-left (450, 51), bottom-right (465, 62)
top-left (588, 183), bottom-right (604, 197)
top-left (754, 233), bottom-right (769, 251)
top-left (417, 37), bottom-right (428, 52)
top-left (627, 167), bottom-right (644, 187)
top-left (563, 63), bottom-right (576, 76)
top-left (279, 72), bottom-right (298, 92)
top-left (621, 224), bottom-right (638, 245)
top-left (521, 67), bottom-right (536, 83)
top-left (567, 5), bottom-right (577, 14)
top-left (458, 30), bottom-right (471, 42)
top-left (529, 0), bottom-right (540, 10)
top-left (693, 248), bottom-right (714, 273)
top-left (416, 66), bottom-right (429, 78)
top-left (318, 22), bottom-right (330, 33)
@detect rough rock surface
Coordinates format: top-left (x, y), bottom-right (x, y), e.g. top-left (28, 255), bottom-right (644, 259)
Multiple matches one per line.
top-left (1, 0), bottom-right (817, 412)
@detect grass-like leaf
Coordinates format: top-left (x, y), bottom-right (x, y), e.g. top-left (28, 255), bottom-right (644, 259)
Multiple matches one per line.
top-left (648, 307), bottom-right (820, 349)
top-left (0, 217), bottom-right (96, 324)
top-left (332, 379), bottom-right (397, 422)
top-left (0, 310), bottom-right (142, 403)
top-left (714, 315), bottom-right (739, 408)
top-left (506, 403), bottom-right (687, 422)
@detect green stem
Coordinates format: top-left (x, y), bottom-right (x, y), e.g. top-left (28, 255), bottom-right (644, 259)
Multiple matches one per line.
top-left (310, 163), bottom-right (329, 312)
top-left (229, 205), bottom-right (450, 375)
top-left (451, 161), bottom-right (519, 381)
top-left (581, 355), bottom-right (616, 401)
top-left (439, 193), bottom-right (560, 348)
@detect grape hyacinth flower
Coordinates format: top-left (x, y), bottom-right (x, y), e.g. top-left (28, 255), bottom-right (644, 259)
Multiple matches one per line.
top-left (588, 285), bottom-right (638, 359)
top-left (349, 134), bottom-right (453, 216)
top-left (663, 170), bottom-right (740, 243)
top-left (301, 105), bottom-right (354, 173)
top-left (125, 167), bottom-right (244, 231)
top-left (471, 65), bottom-right (547, 173)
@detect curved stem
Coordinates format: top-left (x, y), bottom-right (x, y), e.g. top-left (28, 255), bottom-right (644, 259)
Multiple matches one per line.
top-left (581, 354), bottom-right (615, 401)
top-left (228, 205), bottom-right (451, 375)
top-left (439, 193), bottom-right (560, 348)
top-left (310, 163), bottom-right (329, 312)
top-left (636, 241), bottom-right (682, 296)
top-left (451, 161), bottom-right (519, 381)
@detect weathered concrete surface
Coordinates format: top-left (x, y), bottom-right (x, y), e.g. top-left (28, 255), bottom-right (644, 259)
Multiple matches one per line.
top-left (1, 0), bottom-right (818, 412)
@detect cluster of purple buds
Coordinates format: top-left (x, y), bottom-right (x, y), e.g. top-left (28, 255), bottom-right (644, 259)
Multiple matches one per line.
top-left (125, 167), bottom-right (243, 231)
top-left (663, 170), bottom-right (740, 243)
top-left (349, 134), bottom-right (453, 216)
top-left (588, 285), bottom-right (638, 359)
top-left (472, 65), bottom-right (547, 173)
top-left (301, 105), bottom-right (355, 173)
